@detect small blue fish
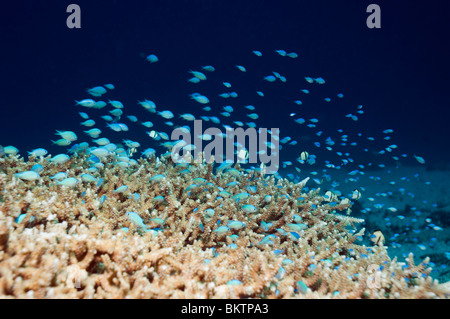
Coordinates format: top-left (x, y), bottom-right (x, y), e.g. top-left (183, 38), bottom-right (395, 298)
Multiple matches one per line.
top-left (153, 195), bottom-right (165, 203)
top-left (227, 220), bottom-right (245, 230)
top-left (81, 119), bottom-right (95, 127)
top-left (246, 113), bottom-right (259, 120)
top-left (80, 173), bottom-right (97, 183)
top-left (146, 54), bottom-right (158, 63)
top-left (264, 75), bottom-right (276, 82)
top-left (50, 154), bottom-right (70, 164)
top-left (289, 232), bottom-right (301, 241)
top-left (28, 148), bottom-right (48, 157)
top-left (242, 204), bottom-right (257, 213)
top-left (203, 208), bottom-right (215, 218)
top-left (214, 226), bottom-right (230, 234)
top-left (157, 110), bottom-right (174, 119)
top-left (285, 223), bottom-right (307, 232)
top-left (30, 164), bottom-right (44, 173)
top-left (126, 212), bottom-right (148, 230)
top-left (57, 177), bottom-right (78, 187)
top-left (259, 234), bottom-right (276, 245)
top-left (233, 192), bottom-right (250, 202)
top-left (149, 174), bottom-right (165, 182)
top-left (114, 185), bottom-right (129, 193)
top-left (260, 221), bottom-right (273, 232)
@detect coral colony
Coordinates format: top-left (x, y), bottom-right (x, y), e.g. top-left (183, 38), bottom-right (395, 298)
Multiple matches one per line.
top-left (0, 50), bottom-right (449, 299)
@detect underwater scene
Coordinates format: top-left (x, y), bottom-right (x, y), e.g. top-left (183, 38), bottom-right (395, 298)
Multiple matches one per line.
top-left (0, 1), bottom-right (449, 299)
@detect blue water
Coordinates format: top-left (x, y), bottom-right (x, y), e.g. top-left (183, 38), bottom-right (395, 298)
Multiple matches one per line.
top-left (1, 0), bottom-right (449, 282)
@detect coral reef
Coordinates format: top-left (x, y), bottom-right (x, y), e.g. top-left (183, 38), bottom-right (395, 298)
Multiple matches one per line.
top-left (0, 152), bottom-right (449, 299)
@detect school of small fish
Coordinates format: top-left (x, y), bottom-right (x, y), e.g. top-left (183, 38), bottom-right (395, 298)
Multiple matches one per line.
top-left (3, 49), bottom-right (447, 277)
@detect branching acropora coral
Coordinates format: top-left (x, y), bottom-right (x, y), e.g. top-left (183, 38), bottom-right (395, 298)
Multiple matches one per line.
top-left (0, 152), bottom-right (449, 299)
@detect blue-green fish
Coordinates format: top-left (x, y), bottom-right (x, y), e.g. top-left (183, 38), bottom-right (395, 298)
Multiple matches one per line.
top-left (285, 223), bottom-right (307, 232)
top-left (126, 212), bottom-right (148, 230)
top-left (242, 204), bottom-right (257, 213)
top-left (213, 226), bottom-right (229, 234)
top-left (15, 171), bottom-right (40, 181)
top-left (57, 177), bottom-right (78, 187)
top-left (227, 220), bottom-right (245, 230)
top-left (233, 192), bottom-right (250, 202)
top-left (149, 174), bottom-right (165, 182)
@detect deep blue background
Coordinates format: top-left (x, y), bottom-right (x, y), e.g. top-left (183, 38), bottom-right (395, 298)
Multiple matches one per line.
top-left (0, 0), bottom-right (449, 168)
